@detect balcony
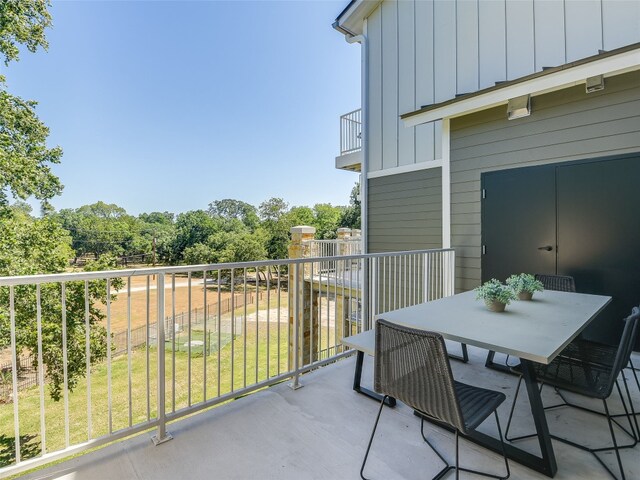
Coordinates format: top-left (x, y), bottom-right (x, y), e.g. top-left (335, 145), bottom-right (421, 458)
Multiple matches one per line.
top-left (1, 249), bottom-right (638, 479)
top-left (335, 108), bottom-right (362, 172)
top-left (19, 345), bottom-right (640, 480)
top-left (0, 249), bottom-right (453, 477)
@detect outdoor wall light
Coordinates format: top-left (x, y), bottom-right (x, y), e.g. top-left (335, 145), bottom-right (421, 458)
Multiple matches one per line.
top-left (586, 75), bottom-right (605, 93)
top-left (507, 95), bottom-right (531, 120)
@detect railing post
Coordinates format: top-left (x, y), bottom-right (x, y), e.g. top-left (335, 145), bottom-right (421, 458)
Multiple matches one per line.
top-left (363, 258), bottom-right (370, 331)
top-left (152, 273), bottom-right (173, 445)
top-left (289, 263), bottom-right (303, 390)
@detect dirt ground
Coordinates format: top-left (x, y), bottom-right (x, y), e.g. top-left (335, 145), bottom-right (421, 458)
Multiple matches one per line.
top-left (101, 273), bottom-right (288, 333)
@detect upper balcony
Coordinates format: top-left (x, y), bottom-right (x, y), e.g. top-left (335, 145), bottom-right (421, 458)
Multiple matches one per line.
top-left (335, 108), bottom-right (362, 172)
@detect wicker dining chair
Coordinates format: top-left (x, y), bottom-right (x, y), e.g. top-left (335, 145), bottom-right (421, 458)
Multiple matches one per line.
top-left (504, 308), bottom-right (640, 480)
top-left (360, 319), bottom-right (510, 480)
top-left (534, 274), bottom-right (576, 293)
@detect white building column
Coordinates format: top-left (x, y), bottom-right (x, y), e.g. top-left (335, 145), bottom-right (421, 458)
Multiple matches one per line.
top-left (441, 118), bottom-right (451, 249)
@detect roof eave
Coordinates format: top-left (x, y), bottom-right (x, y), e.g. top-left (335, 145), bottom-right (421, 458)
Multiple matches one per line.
top-left (333, 0), bottom-right (382, 37)
top-left (402, 42), bottom-right (640, 127)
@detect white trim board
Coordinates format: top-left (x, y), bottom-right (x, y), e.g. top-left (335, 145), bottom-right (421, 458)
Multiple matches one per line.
top-left (402, 46), bottom-right (640, 126)
top-left (367, 159), bottom-right (442, 179)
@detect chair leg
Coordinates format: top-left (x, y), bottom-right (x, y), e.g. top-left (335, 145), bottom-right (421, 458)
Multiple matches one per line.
top-left (546, 381), bottom-right (638, 444)
top-left (495, 412), bottom-right (512, 479)
top-left (360, 395), bottom-right (387, 480)
top-left (620, 375), bottom-right (640, 440)
top-left (602, 399), bottom-right (626, 480)
top-left (420, 416), bottom-right (510, 479)
top-left (628, 358), bottom-right (640, 392)
top-left (455, 430), bottom-right (460, 480)
top-left (505, 375), bottom-right (522, 441)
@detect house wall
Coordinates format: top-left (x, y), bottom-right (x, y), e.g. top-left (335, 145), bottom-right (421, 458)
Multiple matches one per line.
top-left (450, 70), bottom-right (640, 292)
top-left (365, 0), bottom-right (640, 176)
top-left (368, 168), bottom-right (442, 253)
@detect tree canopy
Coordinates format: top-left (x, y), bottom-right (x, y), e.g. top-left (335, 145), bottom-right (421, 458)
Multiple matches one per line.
top-left (0, 0), bottom-right (62, 215)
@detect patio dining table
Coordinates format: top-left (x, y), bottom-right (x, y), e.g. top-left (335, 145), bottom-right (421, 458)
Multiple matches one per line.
top-left (358, 289), bottom-right (611, 477)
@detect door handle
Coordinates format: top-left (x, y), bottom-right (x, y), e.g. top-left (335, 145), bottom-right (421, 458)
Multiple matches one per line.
top-left (538, 245), bottom-right (553, 251)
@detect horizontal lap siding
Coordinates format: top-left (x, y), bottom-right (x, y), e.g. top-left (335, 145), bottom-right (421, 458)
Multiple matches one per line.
top-left (368, 168), bottom-right (442, 253)
top-left (449, 71), bottom-right (640, 293)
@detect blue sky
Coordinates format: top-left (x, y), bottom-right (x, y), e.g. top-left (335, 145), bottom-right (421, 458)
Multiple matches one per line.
top-left (5, 0), bottom-right (360, 215)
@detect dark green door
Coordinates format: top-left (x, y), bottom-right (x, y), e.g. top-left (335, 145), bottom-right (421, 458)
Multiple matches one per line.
top-left (481, 154), bottom-right (640, 349)
top-left (481, 165), bottom-right (556, 283)
top-left (557, 156), bottom-right (640, 346)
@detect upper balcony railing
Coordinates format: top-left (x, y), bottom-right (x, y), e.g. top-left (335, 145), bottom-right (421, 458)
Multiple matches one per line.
top-left (339, 108), bottom-right (362, 156)
top-left (0, 248), bottom-right (454, 476)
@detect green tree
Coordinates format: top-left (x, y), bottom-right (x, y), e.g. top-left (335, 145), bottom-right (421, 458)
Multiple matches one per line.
top-left (0, 2), bottom-right (118, 401)
top-left (171, 210), bottom-right (222, 262)
top-left (0, 84), bottom-right (63, 214)
top-left (0, 1), bottom-right (62, 215)
top-left (182, 242), bottom-right (216, 266)
top-left (313, 203), bottom-right (344, 239)
top-left (138, 211), bottom-right (176, 264)
top-left (220, 231), bottom-right (267, 264)
top-left (55, 202), bottom-right (143, 260)
top-left (0, 0), bottom-right (51, 65)
top-left (208, 199), bottom-right (259, 231)
top-left (286, 206), bottom-right (314, 227)
top-left (0, 213), bottom-right (120, 401)
top-left (258, 198), bottom-right (291, 260)
top-left (340, 182), bottom-right (361, 230)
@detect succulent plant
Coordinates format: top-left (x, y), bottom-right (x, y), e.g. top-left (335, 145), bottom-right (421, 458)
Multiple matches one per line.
top-left (474, 279), bottom-right (517, 306)
top-left (506, 273), bottom-right (544, 295)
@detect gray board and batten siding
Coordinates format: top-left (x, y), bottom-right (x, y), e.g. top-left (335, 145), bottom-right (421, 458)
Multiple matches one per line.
top-left (367, 70), bottom-right (640, 293)
top-left (365, 0), bottom-right (640, 175)
top-left (451, 70), bottom-right (640, 293)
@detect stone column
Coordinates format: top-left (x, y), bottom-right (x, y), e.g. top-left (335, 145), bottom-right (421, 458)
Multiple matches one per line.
top-left (288, 226), bottom-right (318, 369)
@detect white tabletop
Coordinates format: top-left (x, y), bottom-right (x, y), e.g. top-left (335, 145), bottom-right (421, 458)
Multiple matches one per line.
top-left (376, 290), bottom-right (611, 365)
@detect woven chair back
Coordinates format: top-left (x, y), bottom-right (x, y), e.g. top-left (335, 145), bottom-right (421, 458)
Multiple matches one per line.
top-left (374, 319), bottom-right (466, 432)
top-left (614, 307), bottom-right (640, 378)
top-left (534, 274), bottom-right (576, 292)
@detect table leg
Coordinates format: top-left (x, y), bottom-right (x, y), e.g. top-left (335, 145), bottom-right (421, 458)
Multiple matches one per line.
top-left (519, 359), bottom-right (557, 476)
top-left (485, 349), bottom-right (518, 374)
top-left (353, 351), bottom-right (396, 407)
top-left (448, 343), bottom-right (469, 363)
top-left (415, 359), bottom-right (558, 477)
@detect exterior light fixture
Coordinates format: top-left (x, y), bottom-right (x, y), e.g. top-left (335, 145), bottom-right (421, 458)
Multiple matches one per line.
top-left (586, 75), bottom-right (605, 93)
top-left (507, 95), bottom-right (531, 120)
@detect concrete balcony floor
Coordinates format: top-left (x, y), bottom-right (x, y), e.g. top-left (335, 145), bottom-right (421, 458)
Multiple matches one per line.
top-left (23, 346), bottom-right (640, 480)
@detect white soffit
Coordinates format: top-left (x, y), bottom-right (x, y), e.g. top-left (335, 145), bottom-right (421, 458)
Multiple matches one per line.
top-left (402, 45), bottom-right (640, 127)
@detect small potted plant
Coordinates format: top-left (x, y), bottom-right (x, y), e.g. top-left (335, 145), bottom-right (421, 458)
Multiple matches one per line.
top-left (474, 279), bottom-right (516, 312)
top-left (506, 273), bottom-right (544, 301)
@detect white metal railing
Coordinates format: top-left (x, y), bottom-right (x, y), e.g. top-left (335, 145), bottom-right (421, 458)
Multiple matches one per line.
top-left (339, 108), bottom-right (362, 155)
top-left (0, 249), bottom-right (454, 476)
top-left (303, 238), bottom-right (362, 275)
top-left (304, 238), bottom-right (362, 259)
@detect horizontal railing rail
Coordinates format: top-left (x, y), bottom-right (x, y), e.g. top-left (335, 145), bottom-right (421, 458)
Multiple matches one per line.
top-left (0, 248), bottom-right (454, 477)
top-left (339, 108), bottom-right (362, 155)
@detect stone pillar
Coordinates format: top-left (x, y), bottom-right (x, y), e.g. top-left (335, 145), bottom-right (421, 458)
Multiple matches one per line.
top-left (288, 226), bottom-right (318, 369)
top-left (336, 227), bottom-right (351, 256)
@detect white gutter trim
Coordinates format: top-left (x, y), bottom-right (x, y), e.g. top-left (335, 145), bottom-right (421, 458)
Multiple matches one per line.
top-left (367, 159), bottom-right (442, 179)
top-left (402, 47), bottom-right (640, 127)
top-left (346, 32), bottom-right (366, 255)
